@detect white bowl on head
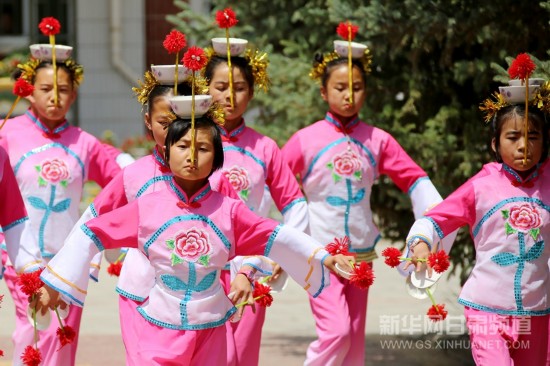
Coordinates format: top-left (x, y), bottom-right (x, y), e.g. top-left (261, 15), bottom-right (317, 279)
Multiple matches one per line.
top-left (211, 37), bottom-right (248, 56)
top-left (150, 64), bottom-right (192, 85)
top-left (508, 78), bottom-right (546, 87)
top-left (169, 95), bottom-right (212, 118)
top-left (36, 44), bottom-right (73, 62)
top-left (29, 44), bottom-right (49, 58)
top-left (498, 85), bottom-right (540, 103)
top-left (333, 40), bottom-right (367, 58)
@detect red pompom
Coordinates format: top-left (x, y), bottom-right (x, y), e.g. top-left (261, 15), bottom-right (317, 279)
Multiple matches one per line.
top-left (163, 30), bottom-right (186, 54)
top-left (20, 345), bottom-right (42, 366)
top-left (336, 22), bottom-right (359, 41)
top-left (56, 326), bottom-right (76, 349)
top-left (107, 262), bottom-right (123, 277)
top-left (325, 236), bottom-right (351, 256)
top-left (13, 78), bottom-right (35, 97)
top-left (381, 247), bottom-right (402, 268)
top-left (18, 269), bottom-right (44, 297)
top-left (182, 46), bottom-right (208, 72)
top-left (427, 250), bottom-right (450, 274)
top-left (253, 281), bottom-right (273, 307)
top-left (508, 53), bottom-right (536, 80)
top-left (427, 304), bottom-right (448, 322)
top-left (349, 262), bottom-right (375, 290)
top-left (38, 17), bottom-right (61, 36)
top-left (216, 8), bottom-right (238, 29)
top-left (0, 349), bottom-right (4, 357)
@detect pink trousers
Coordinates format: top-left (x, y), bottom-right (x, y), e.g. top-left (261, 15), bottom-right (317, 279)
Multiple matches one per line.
top-left (118, 295), bottom-right (144, 365)
top-left (220, 269), bottom-right (266, 366)
top-left (465, 306), bottom-right (549, 366)
top-left (132, 308), bottom-right (227, 365)
top-left (305, 270), bottom-right (370, 366)
top-left (3, 263), bottom-right (82, 366)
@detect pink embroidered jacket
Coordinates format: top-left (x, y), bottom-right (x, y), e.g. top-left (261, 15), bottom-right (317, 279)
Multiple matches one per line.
top-left (0, 110), bottom-right (121, 258)
top-left (282, 112), bottom-right (445, 262)
top-left (41, 180), bottom-right (330, 330)
top-left (407, 161), bottom-right (550, 315)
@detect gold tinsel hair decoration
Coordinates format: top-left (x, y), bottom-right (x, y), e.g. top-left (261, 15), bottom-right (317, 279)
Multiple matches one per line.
top-left (479, 81), bottom-right (550, 124)
top-left (132, 71), bottom-right (210, 106)
top-left (203, 46), bottom-right (271, 93)
top-left (17, 57), bottom-right (84, 87)
top-left (309, 49), bottom-right (373, 83)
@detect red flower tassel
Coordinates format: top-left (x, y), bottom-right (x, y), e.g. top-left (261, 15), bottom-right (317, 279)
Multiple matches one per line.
top-left (427, 250), bottom-right (450, 274)
top-left (163, 30), bottom-right (186, 54)
top-left (215, 8), bottom-right (238, 28)
top-left (508, 53), bottom-right (536, 80)
top-left (182, 46), bottom-right (208, 72)
top-left (13, 78), bottom-right (35, 97)
top-left (38, 17), bottom-right (61, 36)
top-left (56, 325), bottom-right (76, 349)
top-left (381, 247), bottom-right (402, 268)
top-left (427, 304), bottom-right (448, 322)
top-left (21, 345), bottom-right (42, 366)
top-left (325, 236), bottom-right (351, 256)
top-left (252, 281), bottom-right (274, 307)
top-left (349, 262), bottom-right (375, 290)
top-left (107, 262), bottom-right (123, 277)
top-left (18, 269), bottom-right (44, 297)
top-left (0, 349), bottom-right (4, 357)
top-left (336, 21), bottom-right (359, 41)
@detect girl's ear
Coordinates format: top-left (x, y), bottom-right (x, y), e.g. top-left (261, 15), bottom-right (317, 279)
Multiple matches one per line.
top-left (144, 113), bottom-right (152, 131)
top-left (320, 86), bottom-right (328, 102)
top-left (491, 137), bottom-right (497, 154)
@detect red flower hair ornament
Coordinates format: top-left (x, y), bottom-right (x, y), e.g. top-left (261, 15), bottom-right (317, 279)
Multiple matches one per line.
top-left (107, 262), bottom-right (123, 277)
top-left (56, 324), bottom-right (76, 350)
top-left (163, 30), bottom-right (186, 54)
top-left (336, 21), bottom-right (359, 41)
top-left (0, 78), bottom-right (34, 131)
top-left (183, 46), bottom-right (207, 72)
top-left (508, 53), bottom-right (536, 80)
top-left (18, 269), bottom-right (44, 297)
top-left (38, 17), bottom-right (61, 36)
top-left (381, 247), bottom-right (402, 268)
top-left (215, 8), bottom-right (238, 28)
top-left (427, 303), bottom-right (448, 322)
top-left (325, 236), bottom-right (351, 256)
top-left (349, 262), bottom-right (375, 290)
top-left (21, 345), bottom-right (42, 366)
top-left (427, 250), bottom-right (450, 274)
top-left (252, 281), bottom-right (274, 307)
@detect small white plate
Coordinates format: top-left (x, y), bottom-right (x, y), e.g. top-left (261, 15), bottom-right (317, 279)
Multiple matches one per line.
top-left (263, 271), bottom-right (288, 293)
top-left (410, 268), bottom-right (442, 289)
top-left (335, 263), bottom-right (353, 279)
top-left (104, 249), bottom-right (123, 264)
top-left (27, 305), bottom-right (51, 330)
top-left (405, 276), bottom-right (437, 299)
top-left (57, 305), bottom-right (69, 320)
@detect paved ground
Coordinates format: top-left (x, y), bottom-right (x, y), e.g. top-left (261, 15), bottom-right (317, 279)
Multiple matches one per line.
top-left (0, 241), bottom-right (475, 365)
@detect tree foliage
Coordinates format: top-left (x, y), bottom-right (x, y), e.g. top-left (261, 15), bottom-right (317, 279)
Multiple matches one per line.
top-left (169, 0), bottom-right (550, 284)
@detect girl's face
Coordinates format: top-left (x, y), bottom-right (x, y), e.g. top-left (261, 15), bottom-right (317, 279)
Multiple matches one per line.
top-left (321, 64), bottom-right (366, 122)
top-left (169, 127), bottom-right (215, 189)
top-left (28, 66), bottom-right (76, 127)
top-left (492, 115), bottom-right (543, 174)
top-left (208, 62), bottom-right (253, 127)
top-left (145, 94), bottom-right (174, 148)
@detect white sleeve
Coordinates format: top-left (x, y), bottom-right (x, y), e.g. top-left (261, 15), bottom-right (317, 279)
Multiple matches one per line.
top-left (264, 225), bottom-right (330, 298)
top-left (4, 220), bottom-right (42, 273)
top-left (282, 198), bottom-right (309, 233)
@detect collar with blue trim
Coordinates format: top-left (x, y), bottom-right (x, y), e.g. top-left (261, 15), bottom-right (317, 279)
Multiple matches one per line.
top-left (169, 178), bottom-right (212, 209)
top-left (26, 110), bottom-right (69, 139)
top-left (153, 145), bottom-right (171, 173)
top-left (325, 112), bottom-right (360, 135)
top-left (219, 119), bottom-right (246, 142)
top-left (501, 163), bottom-right (541, 188)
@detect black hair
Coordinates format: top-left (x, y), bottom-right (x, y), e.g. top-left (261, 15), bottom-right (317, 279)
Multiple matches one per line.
top-left (492, 104), bottom-right (549, 163)
top-left (147, 82), bottom-right (193, 114)
top-left (164, 117), bottom-right (224, 175)
top-left (314, 53), bottom-right (367, 88)
top-left (204, 55), bottom-right (255, 92)
top-left (13, 61), bottom-right (77, 86)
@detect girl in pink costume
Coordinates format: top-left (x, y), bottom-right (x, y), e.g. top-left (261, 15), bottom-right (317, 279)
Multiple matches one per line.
top-left (281, 48), bottom-right (448, 365)
top-left (406, 103), bottom-right (550, 365)
top-left (38, 116), bottom-right (353, 365)
top-left (76, 73), bottom-right (236, 364)
top-left (204, 48), bottom-right (309, 365)
top-left (0, 56), bottom-right (121, 365)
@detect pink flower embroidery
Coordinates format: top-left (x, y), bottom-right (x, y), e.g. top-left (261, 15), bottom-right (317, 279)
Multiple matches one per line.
top-left (327, 150), bottom-right (362, 182)
top-left (223, 166), bottom-right (250, 200)
top-left (36, 158), bottom-right (70, 186)
top-left (507, 204), bottom-right (542, 232)
top-left (167, 227), bottom-right (211, 266)
top-left (502, 204), bottom-right (542, 240)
